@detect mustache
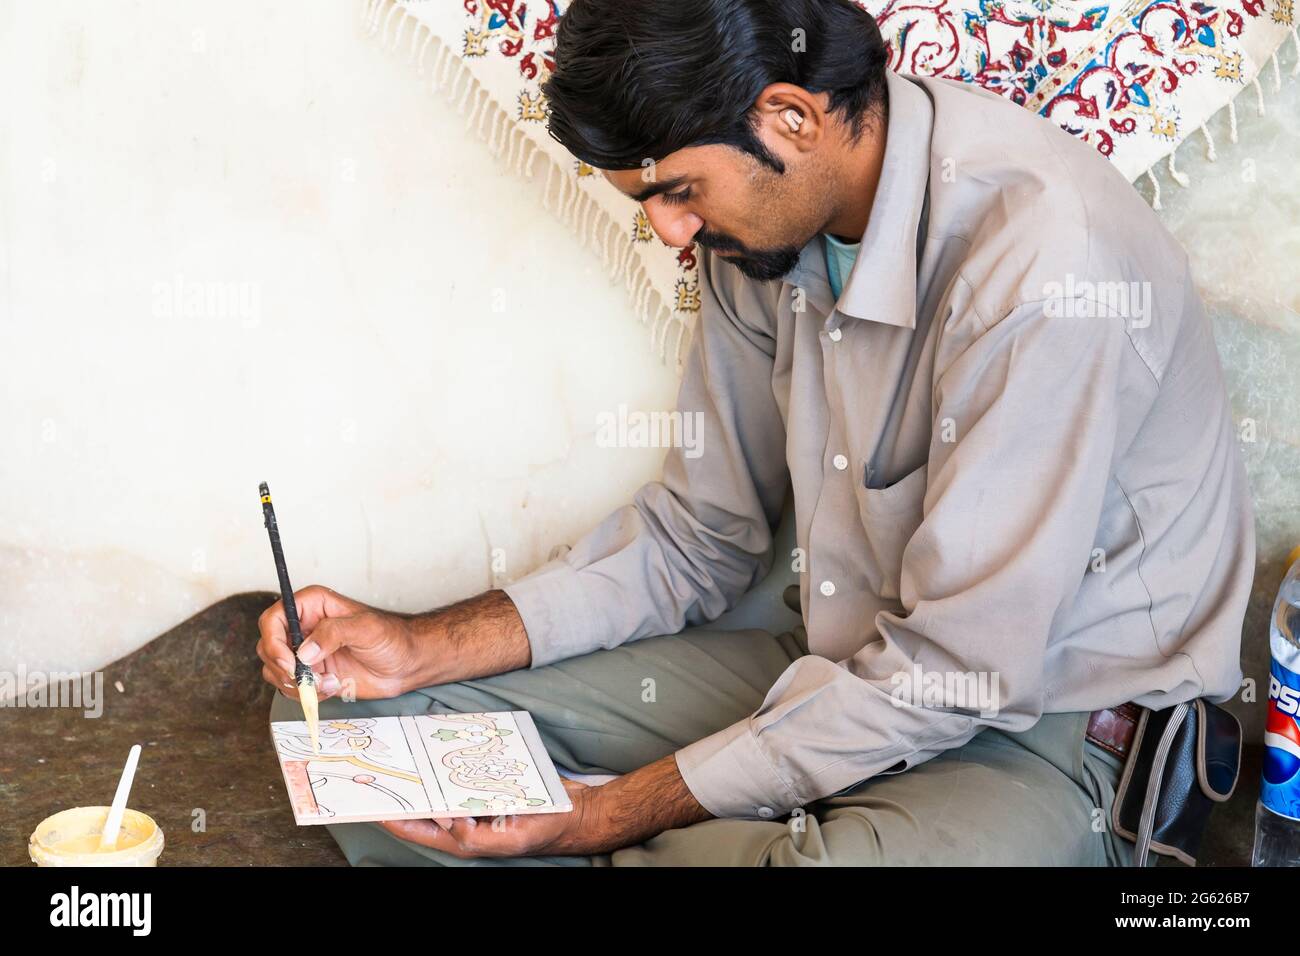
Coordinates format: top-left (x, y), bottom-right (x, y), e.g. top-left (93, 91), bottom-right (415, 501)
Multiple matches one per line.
top-left (692, 226), bottom-right (803, 280)
top-left (693, 228), bottom-right (748, 254)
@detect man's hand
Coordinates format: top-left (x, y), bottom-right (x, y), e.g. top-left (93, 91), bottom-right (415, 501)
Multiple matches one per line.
top-left (256, 586), bottom-right (424, 700)
top-left (382, 778), bottom-right (596, 857)
top-left (257, 586), bottom-right (533, 700)
top-left (379, 754), bottom-right (712, 857)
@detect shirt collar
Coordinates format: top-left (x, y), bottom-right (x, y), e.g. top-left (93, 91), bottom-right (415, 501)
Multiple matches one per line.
top-left (787, 69), bottom-right (934, 329)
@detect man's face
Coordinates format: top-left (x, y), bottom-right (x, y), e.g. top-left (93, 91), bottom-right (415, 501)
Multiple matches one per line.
top-left (604, 138), bottom-right (836, 282)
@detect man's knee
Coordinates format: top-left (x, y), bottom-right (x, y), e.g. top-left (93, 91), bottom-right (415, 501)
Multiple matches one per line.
top-left (268, 689), bottom-right (299, 723)
top-left (808, 747), bottom-right (1110, 866)
top-left (612, 745), bottom-right (1110, 866)
top-left (267, 687), bottom-right (440, 724)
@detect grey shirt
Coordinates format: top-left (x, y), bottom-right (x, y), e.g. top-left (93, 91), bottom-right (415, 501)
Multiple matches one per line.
top-left (504, 68), bottom-right (1255, 820)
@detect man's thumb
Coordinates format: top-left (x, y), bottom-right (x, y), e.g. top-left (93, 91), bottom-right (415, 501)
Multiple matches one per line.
top-left (297, 617), bottom-right (352, 663)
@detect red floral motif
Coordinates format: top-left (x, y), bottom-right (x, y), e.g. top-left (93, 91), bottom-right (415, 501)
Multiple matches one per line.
top-left (861, 0), bottom-right (1269, 158)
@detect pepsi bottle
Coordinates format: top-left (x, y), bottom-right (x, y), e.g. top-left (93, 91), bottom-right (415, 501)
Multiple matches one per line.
top-left (1253, 545), bottom-right (1300, 866)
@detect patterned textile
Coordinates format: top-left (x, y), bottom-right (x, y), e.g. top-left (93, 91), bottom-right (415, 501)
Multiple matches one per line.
top-left (363, 0), bottom-right (1295, 365)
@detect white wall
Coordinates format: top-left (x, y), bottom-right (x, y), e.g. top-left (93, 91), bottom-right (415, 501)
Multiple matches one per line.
top-left (2, 0), bottom-right (1296, 693)
top-left (0, 0), bottom-right (679, 682)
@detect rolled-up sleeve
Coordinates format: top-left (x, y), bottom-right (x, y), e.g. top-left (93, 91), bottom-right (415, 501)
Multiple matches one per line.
top-left (677, 296), bottom-right (1144, 818)
top-left (503, 253), bottom-right (790, 668)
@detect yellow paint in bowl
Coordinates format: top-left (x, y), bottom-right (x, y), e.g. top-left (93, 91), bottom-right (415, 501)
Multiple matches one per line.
top-left (29, 806), bottom-right (164, 867)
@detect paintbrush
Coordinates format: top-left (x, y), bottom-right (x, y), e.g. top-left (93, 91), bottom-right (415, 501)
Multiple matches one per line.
top-left (259, 481), bottom-right (320, 754)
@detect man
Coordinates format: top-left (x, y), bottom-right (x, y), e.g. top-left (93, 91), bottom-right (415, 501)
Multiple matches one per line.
top-left (259, 0), bottom-right (1254, 865)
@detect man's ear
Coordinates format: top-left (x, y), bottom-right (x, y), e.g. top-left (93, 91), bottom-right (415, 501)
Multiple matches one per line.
top-left (752, 83), bottom-right (826, 153)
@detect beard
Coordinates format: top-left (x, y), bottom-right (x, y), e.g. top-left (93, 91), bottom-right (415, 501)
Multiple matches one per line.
top-left (694, 227), bottom-right (803, 281)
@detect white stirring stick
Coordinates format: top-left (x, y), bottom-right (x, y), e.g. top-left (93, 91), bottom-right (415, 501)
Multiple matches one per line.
top-left (98, 744), bottom-right (142, 851)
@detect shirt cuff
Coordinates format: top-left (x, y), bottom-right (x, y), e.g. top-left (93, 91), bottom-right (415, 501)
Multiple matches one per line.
top-left (501, 558), bottom-right (603, 669)
top-left (675, 718), bottom-right (802, 820)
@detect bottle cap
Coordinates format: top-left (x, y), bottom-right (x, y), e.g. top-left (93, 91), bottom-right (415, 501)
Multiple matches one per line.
top-left (1288, 545), bottom-right (1300, 571)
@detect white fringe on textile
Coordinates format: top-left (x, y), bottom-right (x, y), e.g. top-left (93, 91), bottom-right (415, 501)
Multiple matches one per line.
top-left (360, 0), bottom-right (690, 368)
top-left (1144, 26), bottom-right (1298, 211)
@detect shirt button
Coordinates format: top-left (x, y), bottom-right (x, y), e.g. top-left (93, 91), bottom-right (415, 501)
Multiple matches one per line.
top-left (832, 454), bottom-right (848, 471)
top-left (757, 806), bottom-right (775, 819)
top-left (820, 580), bottom-right (836, 597)
top-left (828, 328), bottom-right (843, 342)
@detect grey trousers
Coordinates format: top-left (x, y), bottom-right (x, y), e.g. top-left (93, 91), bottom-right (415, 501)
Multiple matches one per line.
top-left (269, 624), bottom-right (1145, 866)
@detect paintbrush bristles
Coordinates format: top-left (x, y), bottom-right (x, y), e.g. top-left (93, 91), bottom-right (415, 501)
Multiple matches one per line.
top-left (298, 678), bottom-right (320, 755)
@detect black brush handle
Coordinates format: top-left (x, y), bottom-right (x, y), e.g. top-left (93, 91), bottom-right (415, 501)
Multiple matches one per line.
top-left (259, 481), bottom-right (307, 655)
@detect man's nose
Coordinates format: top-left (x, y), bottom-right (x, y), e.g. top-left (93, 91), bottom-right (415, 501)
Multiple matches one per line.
top-left (643, 200), bottom-right (702, 249)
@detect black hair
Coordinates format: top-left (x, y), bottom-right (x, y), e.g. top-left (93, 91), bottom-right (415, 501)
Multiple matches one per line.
top-left (541, 0), bottom-right (889, 172)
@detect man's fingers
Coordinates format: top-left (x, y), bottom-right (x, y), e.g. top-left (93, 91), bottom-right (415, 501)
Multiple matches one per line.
top-left (257, 584), bottom-right (362, 689)
top-left (379, 815), bottom-right (542, 858)
top-left (256, 602), bottom-right (299, 684)
top-left (316, 671), bottom-right (342, 699)
top-left (263, 665), bottom-right (299, 699)
top-left (301, 669), bottom-right (341, 702)
top-left (267, 641), bottom-right (297, 687)
top-left (293, 585), bottom-right (362, 634)
top-left (380, 819), bottom-right (464, 855)
top-left (255, 630), bottom-right (295, 685)
top-left (443, 817), bottom-right (522, 857)
top-left (296, 616), bottom-right (356, 665)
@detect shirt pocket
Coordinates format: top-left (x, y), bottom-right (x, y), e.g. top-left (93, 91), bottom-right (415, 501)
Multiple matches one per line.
top-left (853, 463), bottom-right (928, 601)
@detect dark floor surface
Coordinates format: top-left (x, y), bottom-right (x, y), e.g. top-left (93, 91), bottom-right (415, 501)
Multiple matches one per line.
top-left (2, 592), bottom-right (345, 867)
top-left (1, 592), bottom-right (1261, 866)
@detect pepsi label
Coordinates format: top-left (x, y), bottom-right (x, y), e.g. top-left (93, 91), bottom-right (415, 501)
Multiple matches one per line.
top-left (1262, 630), bottom-right (1300, 821)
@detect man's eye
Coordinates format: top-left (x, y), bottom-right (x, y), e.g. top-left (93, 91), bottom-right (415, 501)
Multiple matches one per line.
top-left (660, 187), bottom-right (691, 207)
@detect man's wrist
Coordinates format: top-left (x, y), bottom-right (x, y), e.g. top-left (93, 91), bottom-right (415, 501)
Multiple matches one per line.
top-left (559, 753), bottom-right (712, 855)
top-left (400, 589), bottom-right (532, 691)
